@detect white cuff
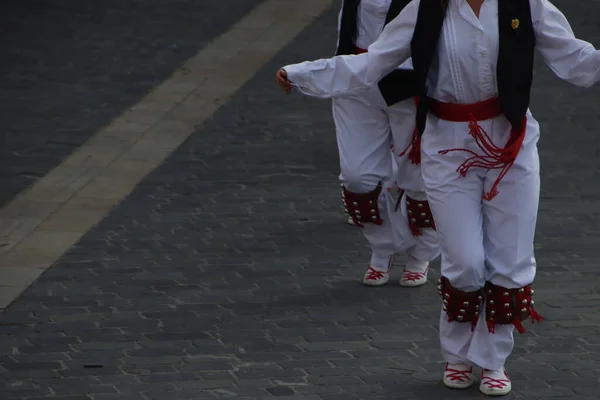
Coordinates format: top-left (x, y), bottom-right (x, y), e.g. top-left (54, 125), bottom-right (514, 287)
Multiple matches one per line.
top-left (282, 63), bottom-right (307, 86)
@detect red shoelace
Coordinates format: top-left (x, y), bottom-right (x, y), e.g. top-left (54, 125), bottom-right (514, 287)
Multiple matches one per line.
top-left (365, 267), bottom-right (388, 280)
top-left (402, 270), bottom-right (427, 281)
top-left (445, 364), bottom-right (472, 383)
top-left (481, 370), bottom-right (509, 389)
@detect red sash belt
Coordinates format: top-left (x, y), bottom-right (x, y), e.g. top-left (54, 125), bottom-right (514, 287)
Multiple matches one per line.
top-left (429, 97), bottom-right (526, 201)
top-left (353, 46), bottom-right (368, 54)
top-left (430, 97), bottom-right (502, 122)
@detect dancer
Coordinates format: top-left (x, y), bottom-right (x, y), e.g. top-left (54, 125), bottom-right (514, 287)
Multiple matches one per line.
top-left (276, 0), bottom-right (600, 395)
top-left (330, 0), bottom-right (441, 287)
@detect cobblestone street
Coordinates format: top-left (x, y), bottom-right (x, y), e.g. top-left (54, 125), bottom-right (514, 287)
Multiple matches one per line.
top-left (1, 0), bottom-right (600, 399)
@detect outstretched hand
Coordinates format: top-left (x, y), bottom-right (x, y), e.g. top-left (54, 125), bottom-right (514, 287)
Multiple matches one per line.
top-left (275, 69), bottom-right (293, 93)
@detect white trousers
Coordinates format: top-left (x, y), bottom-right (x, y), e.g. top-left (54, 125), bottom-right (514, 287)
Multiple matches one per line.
top-left (333, 88), bottom-right (440, 269)
top-left (421, 112), bottom-right (540, 370)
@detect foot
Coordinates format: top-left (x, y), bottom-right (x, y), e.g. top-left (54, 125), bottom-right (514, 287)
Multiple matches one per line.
top-left (443, 362), bottom-right (474, 389)
top-left (362, 266), bottom-right (391, 286)
top-left (480, 367), bottom-right (511, 396)
top-left (400, 262), bottom-right (429, 287)
top-left (347, 216), bottom-right (357, 226)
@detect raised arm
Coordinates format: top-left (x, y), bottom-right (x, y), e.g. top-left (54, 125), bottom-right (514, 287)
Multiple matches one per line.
top-left (281, 0), bottom-right (420, 98)
top-left (532, 0), bottom-right (600, 88)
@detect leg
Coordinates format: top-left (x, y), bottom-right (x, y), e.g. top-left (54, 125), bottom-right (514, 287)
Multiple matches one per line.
top-left (423, 162), bottom-right (486, 363)
top-left (469, 118), bottom-right (542, 395)
top-left (399, 190), bottom-right (441, 286)
top-left (388, 99), bottom-right (441, 286)
top-left (421, 118), bottom-right (488, 389)
top-left (332, 96), bottom-right (415, 285)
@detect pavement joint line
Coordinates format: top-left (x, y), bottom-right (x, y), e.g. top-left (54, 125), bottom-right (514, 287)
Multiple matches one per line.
top-left (0, 0), bottom-right (335, 311)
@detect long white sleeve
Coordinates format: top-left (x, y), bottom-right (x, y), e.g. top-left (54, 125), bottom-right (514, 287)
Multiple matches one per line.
top-left (532, 0), bottom-right (600, 88)
top-left (283, 0), bottom-right (419, 99)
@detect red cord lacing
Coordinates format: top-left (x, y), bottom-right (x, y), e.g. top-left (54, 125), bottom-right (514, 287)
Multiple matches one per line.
top-left (402, 270), bottom-right (427, 282)
top-left (481, 370), bottom-right (510, 389)
top-left (438, 115), bottom-right (526, 201)
top-left (365, 267), bottom-right (388, 281)
top-left (444, 365), bottom-right (472, 383)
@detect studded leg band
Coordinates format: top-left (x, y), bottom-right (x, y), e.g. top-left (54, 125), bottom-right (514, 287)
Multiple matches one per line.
top-left (484, 282), bottom-right (544, 334)
top-left (439, 276), bottom-right (483, 330)
top-left (405, 196), bottom-right (435, 236)
top-left (341, 183), bottom-right (383, 228)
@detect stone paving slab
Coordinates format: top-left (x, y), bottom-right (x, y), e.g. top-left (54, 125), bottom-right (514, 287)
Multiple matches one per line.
top-left (0, 0), bottom-right (263, 207)
top-left (0, 0), bottom-right (334, 310)
top-left (0, 1), bottom-right (600, 399)
top-left (0, 0), bottom-right (331, 311)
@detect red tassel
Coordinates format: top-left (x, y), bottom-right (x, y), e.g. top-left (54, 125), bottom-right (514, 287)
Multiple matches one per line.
top-left (398, 127), bottom-right (421, 165)
top-left (511, 308), bottom-right (543, 334)
top-left (530, 309), bottom-right (544, 324)
top-left (438, 116), bottom-right (527, 201)
top-left (512, 320), bottom-right (526, 334)
top-left (397, 97), bottom-right (422, 165)
top-left (408, 130), bottom-right (421, 165)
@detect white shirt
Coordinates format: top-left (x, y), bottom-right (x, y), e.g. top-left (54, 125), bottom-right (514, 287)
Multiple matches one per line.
top-left (286, 0), bottom-right (600, 103)
top-left (344, 0), bottom-right (392, 50)
top-left (337, 0), bottom-right (413, 70)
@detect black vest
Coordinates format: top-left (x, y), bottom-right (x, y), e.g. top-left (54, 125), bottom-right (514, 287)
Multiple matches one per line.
top-left (411, 0), bottom-right (535, 134)
top-left (336, 0), bottom-right (418, 105)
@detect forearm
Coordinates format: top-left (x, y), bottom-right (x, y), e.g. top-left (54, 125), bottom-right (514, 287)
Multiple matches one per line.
top-left (283, 54), bottom-right (379, 98)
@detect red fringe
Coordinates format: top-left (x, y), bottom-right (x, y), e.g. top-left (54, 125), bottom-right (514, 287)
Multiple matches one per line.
top-left (513, 319), bottom-right (525, 334)
top-left (408, 129), bottom-right (421, 165)
top-left (487, 307), bottom-right (544, 335)
top-left (438, 117), bottom-right (527, 201)
top-left (398, 127), bottom-right (421, 165)
top-left (397, 97), bottom-right (422, 165)
top-left (530, 309), bottom-right (544, 324)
